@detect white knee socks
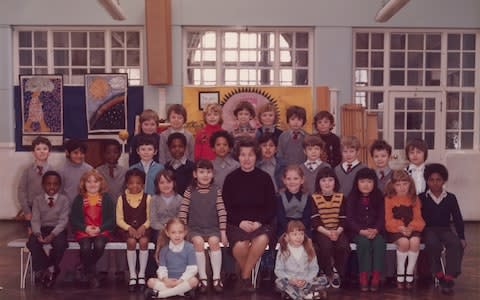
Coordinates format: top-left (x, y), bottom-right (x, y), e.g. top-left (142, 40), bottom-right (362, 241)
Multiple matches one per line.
top-left (138, 250), bottom-right (148, 279)
top-left (156, 280), bottom-right (192, 298)
top-left (396, 250), bottom-right (408, 282)
top-left (127, 250), bottom-right (137, 279)
top-left (195, 251), bottom-right (207, 279)
top-left (406, 251), bottom-right (419, 282)
top-left (209, 249), bottom-right (222, 280)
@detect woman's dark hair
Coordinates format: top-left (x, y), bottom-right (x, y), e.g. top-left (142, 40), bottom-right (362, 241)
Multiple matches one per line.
top-left (232, 136), bottom-right (260, 160)
top-left (314, 167), bottom-right (340, 194)
top-left (424, 163), bottom-right (449, 182)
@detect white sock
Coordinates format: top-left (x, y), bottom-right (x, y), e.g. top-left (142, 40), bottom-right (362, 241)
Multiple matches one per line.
top-left (156, 280), bottom-right (192, 298)
top-left (406, 251), bottom-right (419, 281)
top-left (195, 251), bottom-right (207, 279)
top-left (209, 249), bottom-right (222, 280)
top-left (396, 250), bottom-right (408, 282)
top-left (152, 280), bottom-right (167, 291)
top-left (138, 250), bottom-right (148, 279)
top-left (127, 250), bottom-right (137, 279)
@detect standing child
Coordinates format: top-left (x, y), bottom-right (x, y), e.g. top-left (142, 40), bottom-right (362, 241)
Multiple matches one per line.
top-left (275, 220), bottom-right (326, 300)
top-left (128, 109), bottom-right (160, 166)
top-left (255, 102), bottom-right (282, 142)
top-left (59, 139), bottom-right (93, 204)
top-left (405, 138), bottom-right (428, 194)
top-left (277, 105), bottom-right (308, 165)
top-left (159, 104), bottom-right (194, 164)
top-left (385, 170), bottom-right (425, 289)
top-left (314, 111), bottom-right (341, 168)
top-left (210, 130), bottom-right (239, 188)
top-left (369, 139), bottom-right (393, 193)
top-left (178, 159), bottom-right (228, 293)
top-left (194, 103), bottom-right (223, 161)
top-left (27, 171), bottom-right (69, 288)
top-left (311, 167), bottom-right (350, 289)
top-left (420, 163), bottom-right (466, 294)
top-left (256, 133), bottom-right (285, 192)
top-left (145, 218), bottom-right (198, 298)
top-left (165, 133), bottom-right (195, 196)
top-left (334, 136), bottom-right (367, 197)
top-left (300, 135), bottom-right (331, 195)
top-left (18, 136), bottom-right (53, 233)
top-left (97, 139), bottom-right (127, 202)
top-left (231, 101), bottom-right (257, 140)
top-left (277, 165), bottom-right (312, 238)
top-left (116, 169), bottom-right (151, 292)
top-left (70, 170), bottom-right (115, 288)
top-left (346, 168), bottom-right (386, 292)
top-left (130, 135), bottom-right (164, 195)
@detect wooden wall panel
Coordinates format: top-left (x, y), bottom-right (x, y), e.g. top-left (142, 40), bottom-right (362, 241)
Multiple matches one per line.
top-left (145, 0), bottom-right (172, 85)
top-left (316, 86), bottom-right (330, 112)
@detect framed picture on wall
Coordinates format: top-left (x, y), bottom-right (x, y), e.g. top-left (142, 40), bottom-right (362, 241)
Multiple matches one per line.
top-left (85, 73), bottom-right (128, 133)
top-left (198, 91), bottom-right (220, 110)
top-left (19, 74), bottom-right (64, 146)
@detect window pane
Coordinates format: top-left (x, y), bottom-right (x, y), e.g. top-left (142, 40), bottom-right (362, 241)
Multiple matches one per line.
top-left (295, 32), bottom-right (308, 48)
top-left (371, 70), bottom-right (383, 86)
top-left (446, 132), bottom-right (459, 149)
top-left (90, 50), bottom-right (105, 66)
top-left (356, 33), bottom-right (368, 49)
top-left (126, 50), bottom-right (140, 66)
top-left (395, 98), bottom-right (405, 109)
top-left (71, 32), bottom-right (87, 47)
top-left (407, 97), bottom-right (422, 110)
top-left (408, 34), bottom-right (423, 50)
top-left (355, 52), bottom-right (368, 67)
top-left (426, 52), bottom-right (440, 68)
top-left (34, 68), bottom-right (48, 74)
top-left (54, 68), bottom-right (69, 77)
top-left (279, 50), bottom-right (292, 64)
top-left (19, 31), bottom-right (32, 47)
top-left (461, 132), bottom-right (474, 149)
top-left (89, 32), bottom-right (105, 48)
top-left (407, 70), bottom-right (422, 85)
top-left (371, 33), bottom-right (384, 49)
top-left (19, 50), bottom-right (32, 66)
top-left (355, 69), bottom-right (368, 86)
top-left (424, 132), bottom-right (434, 149)
top-left (391, 34), bottom-right (405, 49)
top-left (446, 112), bottom-right (459, 130)
top-left (90, 68), bottom-right (105, 74)
top-left (447, 71), bottom-right (460, 86)
top-left (112, 50), bottom-right (124, 66)
top-left (446, 93), bottom-right (459, 109)
top-left (34, 31), bottom-right (47, 47)
top-left (462, 71), bottom-right (475, 87)
top-left (371, 52), bottom-right (383, 67)
top-left (54, 50), bottom-right (69, 66)
top-left (390, 52), bottom-right (405, 68)
top-left (224, 69), bottom-right (237, 84)
top-left (279, 69), bottom-right (292, 84)
top-left (463, 53), bottom-right (475, 68)
top-left (295, 51), bottom-right (308, 67)
top-left (462, 93), bottom-right (474, 109)
top-left (406, 112), bottom-right (422, 129)
top-left (447, 52), bottom-right (460, 68)
top-left (425, 112), bottom-right (435, 129)
top-left (394, 112), bottom-right (405, 129)
top-left (407, 52), bottom-right (423, 68)
top-left (19, 68), bottom-right (32, 75)
top-left (126, 32), bottom-right (140, 47)
top-left (426, 34), bottom-right (441, 50)
top-left (295, 69), bottom-right (308, 85)
top-left (111, 31), bottom-right (124, 48)
top-left (224, 50), bottom-right (238, 63)
top-left (461, 112), bottom-right (474, 129)
top-left (72, 50), bottom-right (87, 65)
top-left (202, 32), bottom-right (216, 48)
top-left (425, 98), bottom-right (435, 110)
top-left (394, 132), bottom-right (404, 149)
top-left (463, 34), bottom-right (475, 50)
top-left (34, 50), bottom-right (47, 66)
top-left (390, 70), bottom-right (404, 85)
top-left (53, 32), bottom-right (69, 48)
top-left (371, 92), bottom-right (384, 109)
top-left (239, 33), bottom-right (256, 48)
top-left (224, 32), bottom-right (238, 48)
top-left (447, 34), bottom-right (460, 50)
top-left (187, 32), bottom-right (202, 48)
top-left (425, 71), bottom-right (440, 86)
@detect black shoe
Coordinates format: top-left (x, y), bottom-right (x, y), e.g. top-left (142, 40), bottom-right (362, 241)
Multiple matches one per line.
top-left (198, 279), bottom-right (208, 293)
top-left (34, 270), bottom-right (47, 286)
top-left (212, 279), bottom-right (224, 293)
top-left (242, 278), bottom-right (256, 293)
top-left (185, 288), bottom-right (196, 298)
top-left (138, 278), bottom-right (146, 292)
top-left (128, 278), bottom-right (137, 292)
top-left (144, 288), bottom-right (158, 299)
top-left (43, 271), bottom-right (58, 288)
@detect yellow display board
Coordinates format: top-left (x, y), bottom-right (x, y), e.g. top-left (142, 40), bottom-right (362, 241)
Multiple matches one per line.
top-left (182, 86), bottom-right (313, 134)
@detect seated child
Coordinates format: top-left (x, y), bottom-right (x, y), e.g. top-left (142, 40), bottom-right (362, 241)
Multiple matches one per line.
top-left (231, 101), bottom-right (257, 140)
top-left (256, 133), bottom-right (285, 192)
top-left (27, 171), bottom-right (69, 288)
top-left (145, 218), bottom-right (198, 298)
top-left (70, 170), bottom-right (115, 288)
top-left (385, 170), bottom-right (425, 289)
top-left (275, 220), bottom-right (326, 300)
top-left (178, 159), bottom-right (227, 293)
top-left (194, 103), bottom-right (223, 161)
top-left (277, 105), bottom-right (308, 165)
top-left (369, 139), bottom-right (393, 193)
top-left (311, 167), bottom-right (349, 289)
top-left (129, 109), bottom-right (160, 166)
top-left (313, 111), bottom-right (341, 168)
top-left (300, 134), bottom-right (331, 195)
top-left (165, 132), bottom-right (195, 196)
top-left (404, 138), bottom-right (428, 194)
top-left (18, 136), bottom-right (53, 233)
top-left (159, 104), bottom-right (194, 164)
top-left (130, 135), bottom-right (164, 195)
top-left (255, 102), bottom-right (282, 142)
top-left (116, 169), bottom-right (151, 292)
top-left (210, 130), bottom-right (239, 188)
top-left (420, 163), bottom-right (466, 294)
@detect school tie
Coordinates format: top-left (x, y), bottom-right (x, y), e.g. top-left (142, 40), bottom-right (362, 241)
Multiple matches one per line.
top-left (48, 197), bottom-right (54, 208)
top-left (379, 170), bottom-right (385, 180)
top-left (36, 165), bottom-right (43, 176)
top-left (108, 165), bottom-right (115, 178)
top-left (346, 163), bottom-right (353, 173)
top-left (307, 162), bottom-right (316, 171)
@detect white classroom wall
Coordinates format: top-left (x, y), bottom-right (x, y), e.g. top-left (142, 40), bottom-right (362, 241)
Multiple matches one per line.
top-left (0, 0), bottom-right (479, 219)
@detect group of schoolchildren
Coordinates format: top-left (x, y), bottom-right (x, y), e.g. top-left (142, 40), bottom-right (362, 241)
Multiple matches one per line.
top-left (19, 100), bottom-right (466, 299)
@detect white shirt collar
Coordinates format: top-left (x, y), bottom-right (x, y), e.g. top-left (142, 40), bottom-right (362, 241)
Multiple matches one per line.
top-left (169, 240), bottom-right (185, 252)
top-left (427, 189), bottom-right (448, 204)
top-left (45, 193), bottom-right (58, 203)
top-left (342, 160), bottom-right (359, 171)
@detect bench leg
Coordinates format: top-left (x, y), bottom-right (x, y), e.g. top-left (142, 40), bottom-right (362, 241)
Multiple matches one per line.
top-left (251, 258), bottom-right (261, 288)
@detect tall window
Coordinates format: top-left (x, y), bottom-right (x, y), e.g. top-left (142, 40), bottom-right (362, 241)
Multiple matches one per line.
top-left (184, 28), bottom-right (312, 86)
top-left (14, 28), bottom-right (143, 85)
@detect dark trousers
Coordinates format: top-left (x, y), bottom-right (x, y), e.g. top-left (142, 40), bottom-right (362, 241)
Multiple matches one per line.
top-left (353, 234), bottom-right (386, 273)
top-left (423, 227), bottom-right (464, 277)
top-left (312, 231), bottom-right (350, 277)
top-left (27, 227), bottom-right (68, 272)
top-left (78, 236), bottom-right (108, 274)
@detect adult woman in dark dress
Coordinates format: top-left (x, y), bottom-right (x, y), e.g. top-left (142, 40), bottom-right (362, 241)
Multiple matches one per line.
top-left (222, 137), bottom-right (276, 293)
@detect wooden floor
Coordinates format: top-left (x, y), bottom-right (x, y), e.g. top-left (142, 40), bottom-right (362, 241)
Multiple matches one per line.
top-left (1, 220), bottom-right (479, 299)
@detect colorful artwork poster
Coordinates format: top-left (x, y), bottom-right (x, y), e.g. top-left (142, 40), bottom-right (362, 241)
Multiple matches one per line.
top-left (85, 74), bottom-right (127, 133)
top-left (20, 75), bottom-right (63, 137)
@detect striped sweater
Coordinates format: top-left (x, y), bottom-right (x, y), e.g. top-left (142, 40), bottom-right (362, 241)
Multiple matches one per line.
top-left (311, 192), bottom-right (346, 230)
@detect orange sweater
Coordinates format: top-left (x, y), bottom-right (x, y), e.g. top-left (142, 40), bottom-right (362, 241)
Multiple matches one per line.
top-left (385, 195), bottom-right (425, 233)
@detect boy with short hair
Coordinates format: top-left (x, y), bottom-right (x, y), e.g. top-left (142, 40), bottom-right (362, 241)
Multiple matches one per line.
top-left (165, 132), bottom-right (195, 196)
top-left (255, 103), bottom-right (282, 142)
top-left (419, 163), bottom-right (466, 295)
top-left (405, 138), bottom-right (428, 194)
top-left (314, 111), bottom-right (342, 168)
top-left (369, 139), bottom-right (393, 193)
top-left (210, 130), bottom-right (239, 188)
top-left (277, 105), bottom-right (308, 165)
top-left (300, 134), bottom-right (331, 194)
top-left (59, 139), bottom-right (93, 204)
top-left (256, 133), bottom-right (285, 192)
top-left (231, 101), bottom-right (257, 140)
top-left (130, 135), bottom-right (164, 195)
top-left (334, 136), bottom-right (367, 196)
top-left (27, 171), bottom-right (69, 288)
top-left (129, 109), bottom-right (160, 166)
top-left (159, 104), bottom-right (194, 164)
top-left (97, 139), bottom-right (127, 201)
top-left (18, 136), bottom-right (53, 232)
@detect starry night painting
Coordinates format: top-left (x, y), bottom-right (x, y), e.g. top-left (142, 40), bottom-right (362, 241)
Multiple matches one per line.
top-left (20, 75), bottom-right (63, 136)
top-left (85, 74), bottom-right (127, 133)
